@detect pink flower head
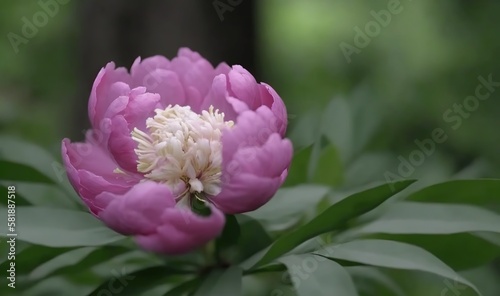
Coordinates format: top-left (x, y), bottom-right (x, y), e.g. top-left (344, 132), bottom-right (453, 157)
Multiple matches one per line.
top-left (62, 48), bottom-right (292, 254)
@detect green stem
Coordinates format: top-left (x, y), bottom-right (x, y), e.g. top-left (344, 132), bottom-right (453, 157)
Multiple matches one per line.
top-left (202, 240), bottom-right (216, 266)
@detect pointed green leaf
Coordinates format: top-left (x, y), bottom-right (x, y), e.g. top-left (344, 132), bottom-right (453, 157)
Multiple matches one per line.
top-left (0, 136), bottom-right (60, 184)
top-left (356, 202), bottom-right (500, 235)
top-left (283, 146), bottom-right (313, 186)
top-left (29, 246), bottom-right (131, 281)
top-left (279, 254), bottom-right (358, 296)
top-left (0, 245), bottom-right (73, 276)
top-left (0, 207), bottom-right (124, 247)
top-left (193, 266), bottom-right (242, 296)
top-left (320, 97), bottom-right (352, 162)
top-left (88, 266), bottom-right (188, 296)
top-left (0, 160), bottom-right (54, 183)
top-left (246, 180), bottom-right (415, 269)
top-left (236, 215), bottom-right (273, 262)
top-left (406, 179), bottom-right (500, 210)
top-left (246, 185), bottom-right (329, 228)
top-left (315, 239), bottom-right (482, 296)
top-left (215, 215), bottom-right (240, 263)
top-left (347, 267), bottom-right (405, 296)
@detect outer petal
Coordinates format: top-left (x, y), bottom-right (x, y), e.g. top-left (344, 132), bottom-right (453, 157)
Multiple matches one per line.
top-left (96, 182), bottom-right (225, 255)
top-left (229, 134), bottom-right (292, 178)
top-left (260, 83), bottom-right (287, 136)
top-left (227, 65), bottom-right (260, 110)
top-left (130, 55), bottom-right (170, 87)
top-left (89, 63), bottom-right (131, 129)
top-left (212, 173), bottom-right (285, 214)
top-left (107, 116), bottom-right (139, 173)
top-left (61, 138), bottom-right (138, 214)
top-left (211, 134), bottom-right (292, 214)
top-left (96, 182), bottom-right (176, 235)
top-left (214, 62), bottom-right (231, 77)
top-left (135, 205), bottom-right (225, 254)
top-left (221, 106), bottom-right (283, 165)
top-left (178, 47), bottom-right (204, 62)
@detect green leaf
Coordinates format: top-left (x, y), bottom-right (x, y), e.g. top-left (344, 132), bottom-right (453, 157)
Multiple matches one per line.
top-left (347, 267), bottom-right (404, 296)
top-left (344, 152), bottom-right (396, 187)
top-left (0, 160), bottom-right (54, 183)
top-left (283, 146), bottom-right (313, 187)
top-left (309, 144), bottom-right (343, 186)
top-left (192, 266), bottom-right (242, 296)
top-left (279, 254), bottom-right (358, 296)
top-left (164, 278), bottom-right (202, 296)
top-left (236, 215), bottom-right (273, 262)
top-left (355, 202), bottom-right (500, 235)
top-left (88, 266), bottom-right (188, 296)
top-left (365, 233), bottom-right (500, 270)
top-left (0, 207), bottom-right (124, 247)
top-left (0, 184), bottom-right (30, 206)
top-left (246, 184), bottom-right (329, 230)
top-left (348, 87), bottom-right (381, 155)
top-left (246, 180), bottom-right (415, 269)
top-left (347, 202), bottom-right (500, 270)
top-left (288, 109), bottom-right (321, 151)
top-left (0, 181), bottom-right (79, 209)
top-left (0, 136), bottom-right (81, 204)
top-left (406, 179), bottom-right (500, 211)
top-left (29, 246), bottom-right (131, 281)
top-left (315, 239), bottom-right (482, 296)
top-left (320, 97), bottom-right (353, 163)
top-left (0, 245), bottom-right (74, 276)
top-left (0, 136), bottom-right (60, 184)
top-left (215, 215), bottom-right (240, 262)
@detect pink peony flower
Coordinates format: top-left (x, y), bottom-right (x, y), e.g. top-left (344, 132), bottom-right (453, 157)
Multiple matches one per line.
top-left (62, 48), bottom-right (292, 254)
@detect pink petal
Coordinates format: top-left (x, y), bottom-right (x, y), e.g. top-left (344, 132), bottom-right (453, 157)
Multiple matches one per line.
top-left (97, 181), bottom-right (176, 235)
top-left (201, 74), bottom-right (238, 121)
top-left (211, 134), bottom-right (292, 214)
top-left (123, 90), bottom-right (161, 130)
top-left (215, 62), bottom-right (231, 76)
top-left (178, 47), bottom-right (204, 62)
top-left (61, 138), bottom-right (137, 214)
top-left (88, 63), bottom-right (131, 129)
top-left (229, 134), bottom-right (292, 178)
top-left (140, 69), bottom-right (186, 107)
top-left (221, 106), bottom-right (282, 166)
top-left (171, 53), bottom-right (215, 101)
top-left (260, 83), bottom-right (287, 136)
top-left (228, 65), bottom-right (260, 109)
top-left (211, 173), bottom-right (284, 214)
top-left (130, 56), bottom-right (171, 87)
top-left (107, 115), bottom-right (139, 174)
top-left (135, 205), bottom-right (225, 254)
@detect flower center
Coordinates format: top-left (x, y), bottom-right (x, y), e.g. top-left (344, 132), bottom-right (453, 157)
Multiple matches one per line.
top-left (131, 105), bottom-right (233, 204)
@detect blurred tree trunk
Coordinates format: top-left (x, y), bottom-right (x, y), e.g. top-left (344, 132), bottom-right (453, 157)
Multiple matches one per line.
top-left (72, 0), bottom-right (256, 138)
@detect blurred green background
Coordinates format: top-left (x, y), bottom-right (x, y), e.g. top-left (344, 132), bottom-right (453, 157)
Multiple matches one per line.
top-left (0, 0), bottom-right (499, 295)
